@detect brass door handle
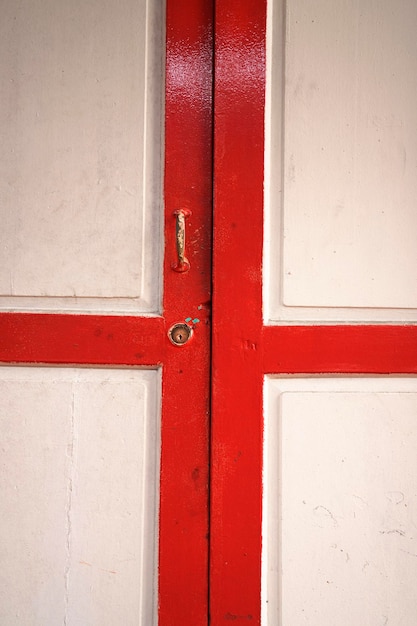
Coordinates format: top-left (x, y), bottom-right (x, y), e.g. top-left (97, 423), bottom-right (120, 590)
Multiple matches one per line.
top-left (172, 209), bottom-right (191, 272)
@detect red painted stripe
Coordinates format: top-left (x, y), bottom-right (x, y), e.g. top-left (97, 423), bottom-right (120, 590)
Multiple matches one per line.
top-left (0, 312), bottom-right (164, 366)
top-left (262, 325), bottom-right (417, 374)
top-left (211, 1), bottom-right (267, 623)
top-left (159, 2), bottom-right (213, 624)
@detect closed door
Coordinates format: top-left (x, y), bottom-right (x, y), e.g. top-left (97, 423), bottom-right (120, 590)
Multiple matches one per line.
top-left (211, 1), bottom-right (417, 625)
top-left (2, 2), bottom-right (417, 626)
top-left (0, 1), bottom-right (211, 625)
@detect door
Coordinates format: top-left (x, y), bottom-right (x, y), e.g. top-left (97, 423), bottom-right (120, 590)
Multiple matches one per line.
top-left (211, 0), bottom-right (417, 625)
top-left (2, 2), bottom-right (417, 625)
top-left (0, 1), bottom-right (212, 624)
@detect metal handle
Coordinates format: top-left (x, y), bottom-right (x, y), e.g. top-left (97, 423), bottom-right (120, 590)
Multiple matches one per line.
top-left (172, 209), bottom-right (191, 272)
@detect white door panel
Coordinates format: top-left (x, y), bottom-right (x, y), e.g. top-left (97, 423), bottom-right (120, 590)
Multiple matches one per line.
top-left (264, 0), bottom-right (417, 322)
top-left (0, 0), bottom-right (163, 314)
top-left (0, 367), bottom-right (160, 625)
top-left (263, 377), bottom-right (417, 625)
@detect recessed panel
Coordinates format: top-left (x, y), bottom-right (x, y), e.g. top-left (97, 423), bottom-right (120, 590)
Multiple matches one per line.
top-left (265, 0), bottom-right (417, 321)
top-left (263, 377), bottom-right (417, 625)
top-left (0, 0), bottom-right (163, 314)
top-left (0, 367), bottom-right (160, 625)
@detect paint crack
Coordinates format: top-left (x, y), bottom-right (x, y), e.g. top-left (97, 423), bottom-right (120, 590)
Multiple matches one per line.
top-left (64, 389), bottom-right (76, 625)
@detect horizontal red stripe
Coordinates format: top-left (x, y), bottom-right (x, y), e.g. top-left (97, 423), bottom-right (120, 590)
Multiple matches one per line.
top-left (0, 312), bottom-right (165, 366)
top-left (262, 325), bottom-right (417, 374)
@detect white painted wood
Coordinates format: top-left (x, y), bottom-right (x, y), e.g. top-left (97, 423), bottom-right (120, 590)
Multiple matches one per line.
top-left (0, 0), bottom-right (163, 314)
top-left (0, 367), bottom-right (160, 625)
top-left (263, 377), bottom-right (417, 625)
top-left (264, 0), bottom-right (417, 322)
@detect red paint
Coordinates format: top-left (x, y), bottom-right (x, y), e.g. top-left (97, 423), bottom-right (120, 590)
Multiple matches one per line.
top-left (211, 1), bottom-right (267, 623)
top-left (0, 2), bottom-right (213, 625)
top-left (158, 3), bottom-right (213, 623)
top-left (263, 325), bottom-right (417, 374)
top-left (0, 312), bottom-right (164, 366)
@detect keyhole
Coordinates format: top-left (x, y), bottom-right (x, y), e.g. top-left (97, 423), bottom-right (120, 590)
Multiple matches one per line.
top-left (168, 323), bottom-right (192, 346)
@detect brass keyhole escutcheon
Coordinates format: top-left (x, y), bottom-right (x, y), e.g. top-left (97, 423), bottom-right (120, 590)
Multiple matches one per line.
top-left (168, 323), bottom-right (193, 346)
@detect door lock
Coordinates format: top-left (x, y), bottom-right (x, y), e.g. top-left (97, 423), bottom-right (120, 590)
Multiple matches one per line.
top-left (168, 323), bottom-right (193, 346)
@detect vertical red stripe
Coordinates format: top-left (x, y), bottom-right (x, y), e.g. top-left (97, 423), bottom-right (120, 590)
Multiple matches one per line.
top-left (211, 1), bottom-right (267, 623)
top-left (159, 2), bottom-right (213, 624)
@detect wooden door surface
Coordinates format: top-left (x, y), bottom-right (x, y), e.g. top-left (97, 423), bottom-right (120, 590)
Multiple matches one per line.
top-left (0, 1), bottom-right (212, 624)
top-left (2, 1), bottom-right (417, 625)
top-left (211, 1), bottom-right (417, 625)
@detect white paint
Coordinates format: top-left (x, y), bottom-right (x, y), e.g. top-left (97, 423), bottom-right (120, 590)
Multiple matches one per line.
top-left (0, 3), bottom-right (164, 621)
top-left (0, 367), bottom-right (160, 625)
top-left (263, 377), bottom-right (417, 625)
top-left (0, 0), bottom-right (164, 314)
top-left (264, 0), bottom-right (417, 322)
